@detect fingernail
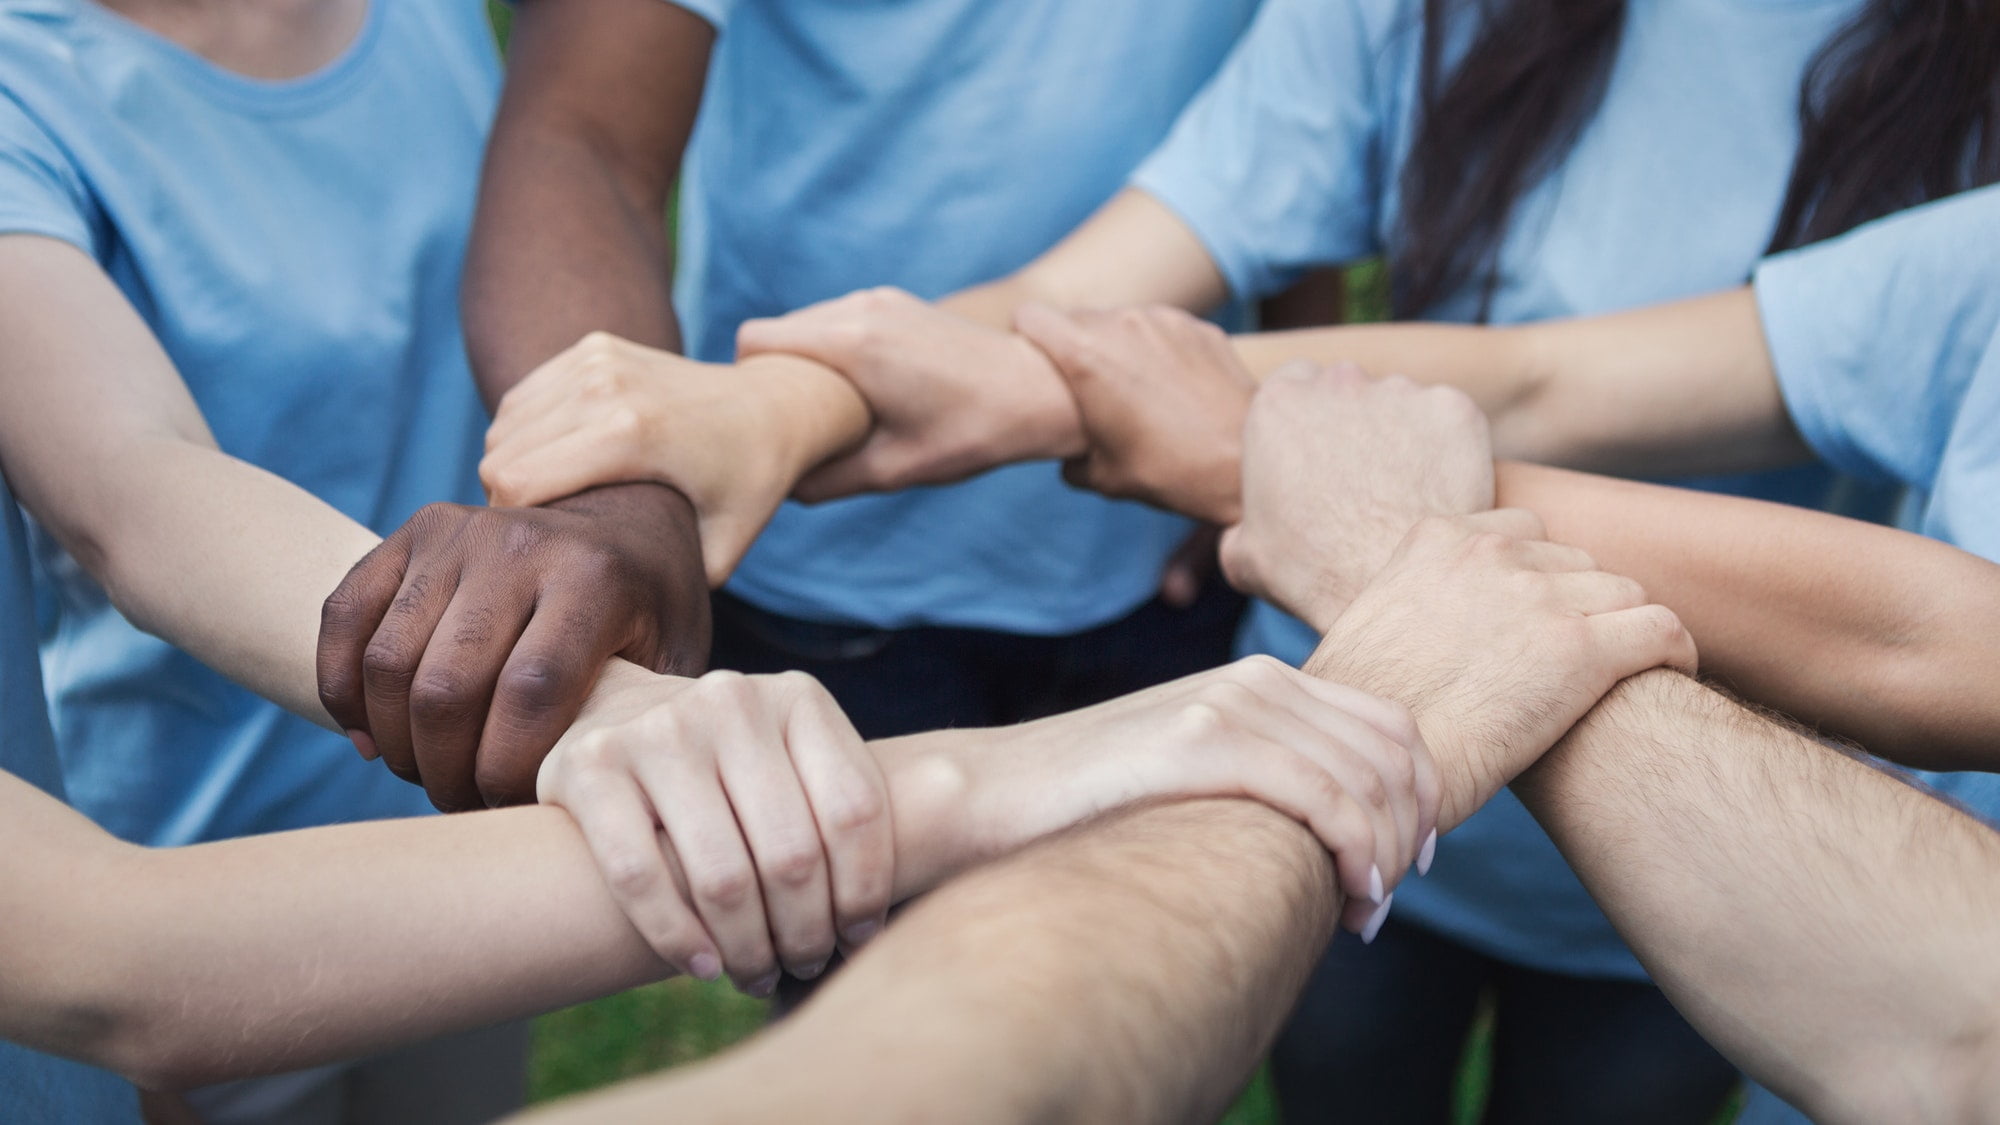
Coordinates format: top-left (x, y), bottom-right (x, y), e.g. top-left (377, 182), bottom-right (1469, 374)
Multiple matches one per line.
top-left (1417, 829), bottom-right (1437, 877)
top-left (1361, 893), bottom-right (1394, 945)
top-left (797, 958), bottom-right (829, 982)
top-left (347, 729), bottom-right (378, 762)
top-left (688, 952), bottom-right (722, 982)
top-left (843, 919), bottom-right (882, 947)
top-left (1368, 863), bottom-right (1385, 905)
top-left (745, 971), bottom-right (780, 999)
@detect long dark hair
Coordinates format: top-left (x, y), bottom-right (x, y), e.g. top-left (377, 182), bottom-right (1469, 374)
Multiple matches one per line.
top-left (1392, 0), bottom-right (2000, 319)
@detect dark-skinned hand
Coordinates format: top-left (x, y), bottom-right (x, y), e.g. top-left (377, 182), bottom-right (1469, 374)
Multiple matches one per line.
top-left (317, 481), bottom-right (711, 811)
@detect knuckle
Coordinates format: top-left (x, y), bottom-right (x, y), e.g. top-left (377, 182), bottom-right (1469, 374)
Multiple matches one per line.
top-left (498, 517), bottom-right (551, 558)
top-left (821, 779), bottom-right (887, 837)
top-left (765, 839), bottom-right (823, 889)
top-left (1172, 700), bottom-right (1227, 743)
top-left (361, 636), bottom-right (420, 687)
top-left (692, 863), bottom-right (758, 912)
top-left (497, 657), bottom-right (571, 719)
top-left (601, 848), bottom-right (662, 899)
top-left (1375, 699), bottom-right (1422, 749)
top-left (409, 669), bottom-right (481, 724)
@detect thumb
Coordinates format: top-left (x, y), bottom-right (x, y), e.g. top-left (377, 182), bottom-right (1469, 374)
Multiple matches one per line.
top-left (1013, 302), bottom-right (1105, 389)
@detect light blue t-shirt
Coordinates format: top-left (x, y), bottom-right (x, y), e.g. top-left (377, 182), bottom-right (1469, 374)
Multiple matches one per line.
top-left (1734, 184), bottom-right (2000, 1125)
top-left (669, 0), bottom-right (1259, 633)
top-left (0, 0), bottom-right (497, 845)
top-left (1134, 0), bottom-right (1879, 978)
top-left (0, 475), bottom-right (139, 1123)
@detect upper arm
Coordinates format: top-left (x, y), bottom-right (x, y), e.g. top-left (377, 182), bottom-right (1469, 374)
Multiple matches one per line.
top-left (489, 0), bottom-right (717, 217)
top-left (0, 236), bottom-right (218, 572)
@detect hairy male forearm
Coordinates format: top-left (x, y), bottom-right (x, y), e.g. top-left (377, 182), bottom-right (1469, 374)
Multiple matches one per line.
top-left (1499, 462), bottom-right (2000, 771)
top-left (514, 799), bottom-right (1338, 1125)
top-left (1515, 670), bottom-right (2000, 1123)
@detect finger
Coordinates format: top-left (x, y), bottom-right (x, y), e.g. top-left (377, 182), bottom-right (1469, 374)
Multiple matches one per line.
top-left (648, 749), bottom-right (780, 995)
top-left (483, 426), bottom-right (642, 511)
top-left (704, 678), bottom-right (839, 980)
top-left (408, 586), bottom-right (535, 812)
top-left (485, 350), bottom-right (591, 449)
top-left (317, 534), bottom-right (414, 759)
top-left (1551, 570), bottom-right (1651, 616)
top-left (1242, 684), bottom-right (1420, 893)
top-left (780, 675), bottom-right (892, 955)
top-left (734, 303), bottom-right (856, 366)
top-left (481, 398), bottom-right (590, 477)
top-left (1158, 525), bottom-right (1222, 608)
top-left (1588, 603), bottom-right (1699, 678)
top-left (1462, 507), bottom-right (1547, 541)
top-left (559, 753), bottom-right (722, 979)
top-left (473, 594), bottom-right (626, 808)
top-left (1276, 661), bottom-right (1441, 856)
top-left (1012, 302), bottom-right (1103, 388)
top-left (361, 567), bottom-right (460, 787)
top-left (1508, 539), bottom-right (1598, 574)
top-left (792, 441), bottom-right (895, 503)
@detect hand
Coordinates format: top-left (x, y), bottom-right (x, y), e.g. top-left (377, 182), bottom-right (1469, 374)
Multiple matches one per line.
top-left (481, 332), bottom-right (816, 585)
top-left (317, 482), bottom-right (712, 811)
top-left (891, 656), bottom-right (1440, 938)
top-left (1014, 302), bottom-right (1255, 525)
top-left (736, 287), bottom-right (1084, 501)
top-left (1220, 362), bottom-right (1494, 631)
top-left (1307, 511), bottom-right (1697, 831)
top-left (540, 664), bottom-right (892, 996)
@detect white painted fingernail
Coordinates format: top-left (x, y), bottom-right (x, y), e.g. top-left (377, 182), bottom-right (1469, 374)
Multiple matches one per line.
top-left (1361, 893), bottom-right (1394, 945)
top-left (1417, 829), bottom-right (1437, 877)
top-left (1368, 863), bottom-right (1385, 905)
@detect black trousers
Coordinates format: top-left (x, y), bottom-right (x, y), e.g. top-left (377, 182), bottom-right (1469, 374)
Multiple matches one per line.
top-left (1272, 916), bottom-right (1739, 1124)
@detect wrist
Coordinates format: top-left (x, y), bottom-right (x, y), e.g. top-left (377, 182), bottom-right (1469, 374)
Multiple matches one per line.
top-left (1003, 333), bottom-right (1088, 461)
top-left (871, 730), bottom-right (977, 900)
top-left (734, 353), bottom-right (874, 479)
top-left (1304, 645), bottom-right (1479, 832)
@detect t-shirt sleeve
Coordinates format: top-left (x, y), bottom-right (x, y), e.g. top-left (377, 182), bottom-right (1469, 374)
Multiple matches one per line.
top-left (0, 90), bottom-right (95, 256)
top-left (1754, 185), bottom-right (2000, 490)
top-left (1130, 0), bottom-right (1396, 300)
top-left (659, 0), bottom-right (733, 31)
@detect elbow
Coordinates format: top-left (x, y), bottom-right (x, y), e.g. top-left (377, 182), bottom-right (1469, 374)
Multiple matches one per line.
top-left (1841, 629), bottom-right (1994, 773)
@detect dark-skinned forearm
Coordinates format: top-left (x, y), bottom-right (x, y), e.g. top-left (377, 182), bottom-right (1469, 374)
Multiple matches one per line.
top-left (513, 800), bottom-right (1339, 1125)
top-left (462, 0), bottom-right (715, 405)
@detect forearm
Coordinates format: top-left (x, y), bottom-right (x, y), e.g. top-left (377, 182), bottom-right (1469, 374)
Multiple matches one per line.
top-left (514, 799), bottom-right (1338, 1125)
top-left (1514, 670), bottom-right (2000, 1123)
top-left (1233, 290), bottom-right (1806, 474)
top-left (1, 775), bottom-right (667, 1090)
top-left (1501, 462), bottom-right (2000, 770)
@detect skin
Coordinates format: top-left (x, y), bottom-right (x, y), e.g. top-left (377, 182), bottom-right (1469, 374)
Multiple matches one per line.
top-left (0, 233), bottom-right (1447, 999)
top-left (513, 509), bottom-right (1704, 1125)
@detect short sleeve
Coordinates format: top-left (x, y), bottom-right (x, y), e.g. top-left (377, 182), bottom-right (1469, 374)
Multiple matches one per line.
top-left (1754, 185), bottom-right (2000, 490)
top-left (1130, 0), bottom-right (1403, 300)
top-left (660, 0), bottom-right (733, 30)
top-left (0, 89), bottom-right (95, 256)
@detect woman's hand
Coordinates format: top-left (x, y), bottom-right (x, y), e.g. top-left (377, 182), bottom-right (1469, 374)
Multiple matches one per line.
top-left (1015, 302), bottom-right (1257, 525)
top-left (1221, 362), bottom-right (1495, 630)
top-left (884, 656), bottom-right (1440, 940)
top-left (736, 287), bottom-right (1086, 500)
top-left (481, 331), bottom-right (850, 585)
top-left (538, 664), bottom-right (894, 996)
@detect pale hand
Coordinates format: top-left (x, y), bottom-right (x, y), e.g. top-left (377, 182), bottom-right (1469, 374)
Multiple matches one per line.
top-left (1221, 362), bottom-right (1495, 632)
top-left (1015, 302), bottom-right (1255, 526)
top-left (481, 332), bottom-right (816, 585)
top-left (1307, 512), bottom-right (1698, 832)
top-left (537, 663), bottom-right (893, 997)
top-left (736, 287), bottom-right (1085, 501)
top-left (895, 656), bottom-right (1442, 938)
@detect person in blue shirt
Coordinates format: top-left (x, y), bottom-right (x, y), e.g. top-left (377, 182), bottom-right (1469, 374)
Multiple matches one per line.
top-left (431, 0), bottom-right (1351, 759)
top-left (0, 0), bottom-right (719, 1116)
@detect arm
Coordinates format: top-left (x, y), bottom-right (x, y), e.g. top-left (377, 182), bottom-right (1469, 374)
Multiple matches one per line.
top-left (1499, 461), bottom-right (2000, 772)
top-left (1514, 670), bottom-right (2000, 1124)
top-left (1229, 288), bottom-right (1810, 475)
top-left (513, 800), bottom-right (1339, 1125)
